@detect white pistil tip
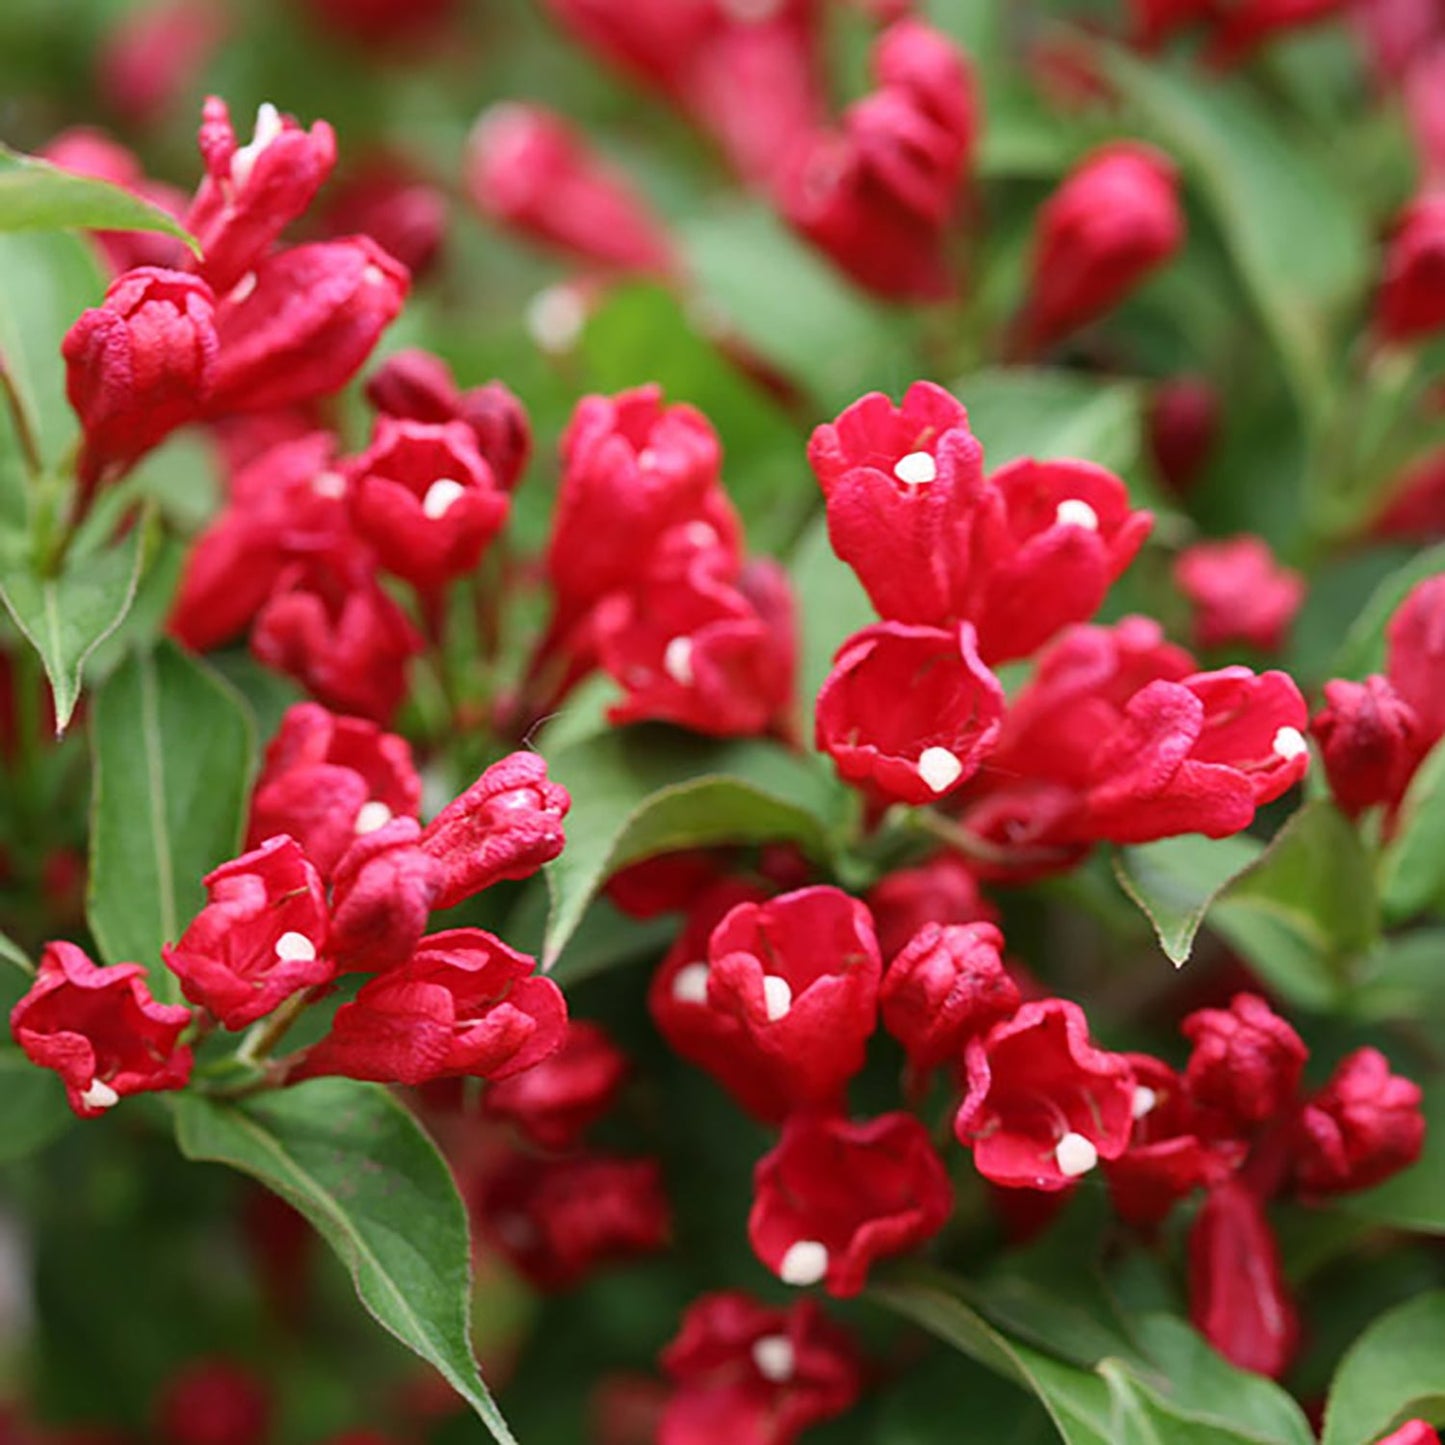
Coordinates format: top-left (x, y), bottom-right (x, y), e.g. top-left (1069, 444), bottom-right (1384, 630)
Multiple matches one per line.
top-left (672, 962), bottom-right (710, 1005)
top-left (1054, 1131), bottom-right (1099, 1178)
top-left (227, 271), bottom-right (258, 305)
top-left (893, 450), bottom-right (937, 486)
top-left (80, 1079), bottom-right (119, 1111)
top-left (762, 974), bottom-right (793, 1023)
top-left (230, 103), bottom-right (283, 188)
top-left (354, 800), bottom-right (393, 835)
top-left (362, 263), bottom-right (386, 287)
top-left (1055, 498), bottom-right (1099, 531)
top-left (664, 636), bottom-right (695, 687)
top-left (1273, 726), bottom-right (1308, 761)
top-left (752, 1334), bottom-right (796, 1383)
top-left (275, 931), bottom-right (317, 963)
top-left (779, 1240), bottom-right (829, 1287)
top-left (422, 478), bottom-right (466, 520)
top-left (917, 747), bottom-right (964, 794)
top-left (312, 469), bottom-right (345, 499)
top-left (527, 285), bottom-right (586, 353)
top-left (684, 521), bottom-right (718, 548)
top-left (1132, 1086), bottom-right (1158, 1120)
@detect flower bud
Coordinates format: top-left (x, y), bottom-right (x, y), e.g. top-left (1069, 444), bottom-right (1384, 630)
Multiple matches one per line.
top-left (1387, 573), bottom-right (1445, 744)
top-left (1311, 675), bottom-right (1423, 819)
top-left (1375, 194), bottom-right (1445, 346)
top-left (1147, 376), bottom-right (1219, 495)
top-left (327, 818), bottom-right (441, 973)
top-left (155, 1358), bottom-right (271, 1445)
top-left (1181, 993), bottom-right (1306, 1130)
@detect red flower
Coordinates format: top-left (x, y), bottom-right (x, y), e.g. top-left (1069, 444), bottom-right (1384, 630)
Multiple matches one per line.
top-left (750, 1111), bottom-right (952, 1296)
top-left (475, 1152), bottom-right (669, 1291)
top-left (1376, 1424), bottom-right (1443, 1445)
top-left (484, 1019), bottom-right (629, 1150)
top-left (678, 886), bottom-right (880, 1120)
top-left (879, 921), bottom-right (1017, 1074)
top-left (326, 819), bottom-right (441, 973)
top-left (1181, 993), bottom-right (1307, 1131)
top-left (466, 103), bottom-right (676, 276)
top-left (954, 999), bottom-right (1136, 1191)
top-left (62, 266), bottom-right (217, 488)
top-left (1311, 675), bottom-right (1423, 820)
top-left (1188, 1180), bottom-right (1298, 1379)
top-left (1386, 573), bottom-right (1445, 744)
top-left (247, 703), bottom-right (422, 878)
top-left (186, 97), bottom-right (337, 294)
top-left (1018, 142), bottom-right (1184, 353)
top-left (1292, 1047), bottom-right (1425, 1196)
top-left (419, 752), bottom-right (570, 911)
top-left (815, 621), bottom-right (1004, 803)
top-left (298, 928), bottom-right (566, 1085)
top-left (163, 836), bottom-right (332, 1030)
top-left (1174, 535), bottom-right (1305, 653)
top-left (1376, 194), bottom-right (1445, 345)
top-left (606, 849), bottom-right (732, 920)
top-left (865, 853), bottom-right (997, 962)
top-left (207, 238), bottom-right (409, 416)
top-left (659, 1292), bottom-right (860, 1445)
top-left (347, 417), bottom-right (509, 588)
top-left (154, 1359), bottom-right (271, 1445)
top-left (11, 942), bottom-right (193, 1117)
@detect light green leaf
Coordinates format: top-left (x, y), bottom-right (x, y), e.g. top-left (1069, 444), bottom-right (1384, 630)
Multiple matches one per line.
top-left (0, 928), bottom-right (34, 974)
top-left (1342, 1082), bottom-right (1445, 1235)
top-left (1112, 833), bottom-right (1262, 966)
top-left (1321, 1292), bottom-right (1445, 1445)
top-left (87, 643), bottom-right (255, 994)
top-left (173, 1081), bottom-right (516, 1444)
top-left (0, 517), bottom-right (148, 733)
top-left (0, 145), bottom-right (197, 249)
top-left (540, 725), bottom-right (843, 967)
top-left (0, 1047), bottom-right (72, 1163)
top-left (1347, 929), bottom-right (1445, 1023)
top-left (1102, 46), bottom-right (1368, 415)
top-left (1378, 739), bottom-right (1445, 922)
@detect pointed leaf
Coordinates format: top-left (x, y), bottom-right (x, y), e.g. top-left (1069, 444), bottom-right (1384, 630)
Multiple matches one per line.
top-left (173, 1081), bottom-right (516, 1444)
top-left (87, 642), bottom-right (254, 994)
top-left (1321, 1292), bottom-right (1445, 1445)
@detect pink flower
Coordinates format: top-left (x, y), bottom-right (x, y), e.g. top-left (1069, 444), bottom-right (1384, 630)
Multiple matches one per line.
top-left (1174, 536), bottom-right (1305, 653)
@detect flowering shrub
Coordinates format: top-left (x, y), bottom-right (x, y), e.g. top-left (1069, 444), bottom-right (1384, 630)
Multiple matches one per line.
top-left (1, 1), bottom-right (1445, 1442)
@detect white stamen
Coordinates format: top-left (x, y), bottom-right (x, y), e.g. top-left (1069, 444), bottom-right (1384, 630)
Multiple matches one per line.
top-left (637, 448), bottom-right (659, 470)
top-left (664, 636), bottom-right (695, 686)
top-left (1132, 1086), bottom-right (1158, 1120)
top-left (893, 451), bottom-right (937, 486)
top-left (79, 1078), bottom-right (119, 1111)
top-left (1273, 726), bottom-right (1308, 761)
top-left (422, 478), bottom-right (467, 520)
top-left (354, 800), bottom-right (393, 835)
top-left (527, 285), bottom-right (586, 354)
top-left (1054, 1131), bottom-right (1098, 1178)
top-left (917, 747), bottom-right (964, 795)
top-left (683, 521), bottom-right (719, 548)
top-left (779, 1240), bottom-right (829, 1287)
top-left (672, 962), bottom-right (710, 1005)
top-left (274, 931), bottom-right (317, 963)
top-left (230, 102), bottom-right (283, 189)
top-left (762, 974), bottom-right (793, 1023)
top-left (362, 263), bottom-right (386, 287)
top-left (751, 1334), bottom-right (795, 1383)
top-left (1055, 498), bottom-right (1099, 531)
top-left (312, 469), bottom-right (345, 499)
top-left (227, 271), bottom-right (257, 305)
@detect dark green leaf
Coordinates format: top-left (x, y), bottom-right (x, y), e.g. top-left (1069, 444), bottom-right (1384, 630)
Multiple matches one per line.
top-left (172, 1081), bottom-right (516, 1444)
top-left (1321, 1291), bottom-right (1445, 1445)
top-left (1102, 47), bottom-right (1368, 414)
top-left (1328, 544), bottom-right (1445, 682)
top-left (0, 230), bottom-right (105, 466)
top-left (1378, 740), bottom-right (1445, 923)
top-left (0, 146), bottom-right (197, 248)
top-left (1112, 833), bottom-right (1262, 966)
top-left (87, 642), bottom-right (255, 994)
top-left (0, 517), bottom-right (148, 732)
top-left (0, 1047), bottom-right (72, 1163)
top-left (1342, 1082), bottom-right (1445, 1235)
top-left (540, 726), bottom-right (842, 966)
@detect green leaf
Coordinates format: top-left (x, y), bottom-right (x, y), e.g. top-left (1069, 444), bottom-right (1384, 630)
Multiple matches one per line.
top-left (1208, 802), bottom-right (1379, 1010)
top-left (1347, 929), bottom-right (1445, 1023)
top-left (540, 726), bottom-right (842, 967)
top-left (1342, 1082), bottom-right (1445, 1235)
top-left (504, 883), bottom-right (679, 989)
top-left (1321, 1292), bottom-right (1445, 1445)
top-left (0, 145), bottom-right (197, 249)
top-left (0, 1047), bottom-right (72, 1163)
top-left (0, 230), bottom-right (105, 467)
top-left (1101, 46), bottom-right (1368, 414)
top-left (1378, 740), bottom-right (1445, 923)
top-left (1328, 544), bottom-right (1445, 682)
top-left (1112, 833), bottom-right (1262, 966)
top-left (87, 642), bottom-right (255, 994)
top-left (0, 928), bottom-right (34, 974)
top-left (172, 1081), bottom-right (517, 1445)
top-left (0, 516), bottom-right (148, 733)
